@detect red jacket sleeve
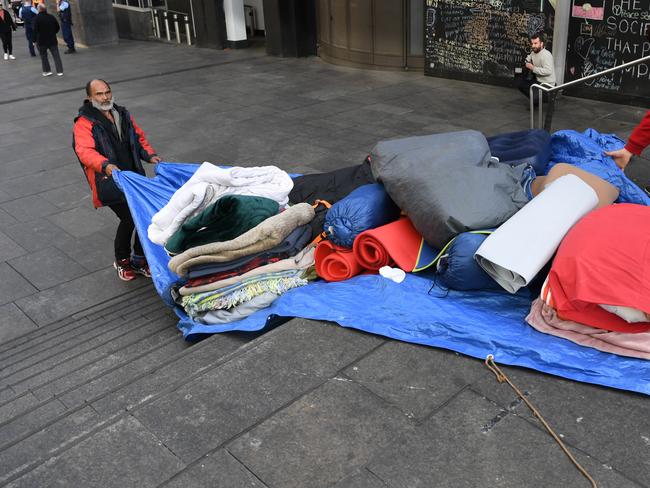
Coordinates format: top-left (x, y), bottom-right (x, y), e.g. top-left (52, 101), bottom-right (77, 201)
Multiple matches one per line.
top-left (131, 116), bottom-right (156, 160)
top-left (73, 117), bottom-right (108, 173)
top-left (625, 110), bottom-right (650, 156)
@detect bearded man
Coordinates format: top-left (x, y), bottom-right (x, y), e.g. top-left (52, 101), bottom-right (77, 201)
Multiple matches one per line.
top-left (73, 79), bottom-right (162, 281)
top-left (518, 33), bottom-right (556, 105)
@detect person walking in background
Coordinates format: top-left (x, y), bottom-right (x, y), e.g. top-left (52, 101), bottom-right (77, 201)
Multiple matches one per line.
top-left (73, 79), bottom-right (162, 281)
top-left (0, 4), bottom-right (17, 61)
top-left (32, 3), bottom-right (63, 77)
top-left (605, 110), bottom-right (650, 170)
top-left (57, 0), bottom-right (74, 53)
top-left (19, 0), bottom-right (38, 57)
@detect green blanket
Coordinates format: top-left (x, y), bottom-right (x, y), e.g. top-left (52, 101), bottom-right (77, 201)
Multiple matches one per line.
top-left (165, 195), bottom-right (279, 255)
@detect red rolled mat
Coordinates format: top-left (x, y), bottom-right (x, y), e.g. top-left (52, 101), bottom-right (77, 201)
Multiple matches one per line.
top-left (315, 240), bottom-right (367, 282)
top-left (353, 217), bottom-right (425, 272)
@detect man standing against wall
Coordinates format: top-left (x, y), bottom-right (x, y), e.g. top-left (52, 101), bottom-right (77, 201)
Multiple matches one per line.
top-left (18, 0), bottom-right (37, 57)
top-left (518, 33), bottom-right (556, 105)
top-left (57, 0), bottom-right (74, 53)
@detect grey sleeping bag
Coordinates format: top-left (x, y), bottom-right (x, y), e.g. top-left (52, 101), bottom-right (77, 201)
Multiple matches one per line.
top-left (370, 130), bottom-right (529, 250)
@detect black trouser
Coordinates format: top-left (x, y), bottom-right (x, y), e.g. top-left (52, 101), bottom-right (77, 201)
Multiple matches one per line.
top-left (518, 73), bottom-right (551, 106)
top-left (39, 44), bottom-right (63, 73)
top-left (108, 203), bottom-right (143, 261)
top-left (0, 32), bottom-right (12, 55)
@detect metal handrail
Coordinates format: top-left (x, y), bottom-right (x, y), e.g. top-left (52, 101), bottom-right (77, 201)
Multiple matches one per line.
top-left (151, 7), bottom-right (195, 46)
top-left (530, 54), bottom-right (650, 130)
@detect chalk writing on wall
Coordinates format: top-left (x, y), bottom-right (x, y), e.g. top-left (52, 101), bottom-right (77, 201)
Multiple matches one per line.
top-left (566, 0), bottom-right (650, 99)
top-left (425, 0), bottom-right (551, 82)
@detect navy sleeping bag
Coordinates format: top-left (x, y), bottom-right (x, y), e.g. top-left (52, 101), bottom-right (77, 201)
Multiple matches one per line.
top-left (324, 183), bottom-right (401, 248)
top-left (487, 129), bottom-right (551, 176)
top-left (434, 232), bottom-right (501, 291)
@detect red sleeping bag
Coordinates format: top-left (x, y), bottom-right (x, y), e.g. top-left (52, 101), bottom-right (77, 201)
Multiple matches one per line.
top-left (544, 204), bottom-right (650, 333)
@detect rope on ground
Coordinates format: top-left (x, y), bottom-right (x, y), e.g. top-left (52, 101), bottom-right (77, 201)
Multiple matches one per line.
top-left (484, 354), bottom-right (598, 488)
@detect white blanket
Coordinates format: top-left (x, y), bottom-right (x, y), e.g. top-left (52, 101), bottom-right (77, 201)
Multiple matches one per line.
top-left (148, 163), bottom-right (294, 246)
top-left (474, 174), bottom-right (598, 293)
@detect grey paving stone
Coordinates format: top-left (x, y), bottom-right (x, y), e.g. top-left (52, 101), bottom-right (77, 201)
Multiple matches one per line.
top-left (331, 469), bottom-right (389, 488)
top-left (0, 189), bottom-right (13, 204)
top-left (0, 150), bottom-right (73, 180)
top-left (366, 389), bottom-right (639, 488)
top-left (0, 195), bottom-right (60, 223)
top-left (14, 267), bottom-right (147, 326)
top-left (229, 379), bottom-right (414, 488)
top-left (0, 208), bottom-right (17, 227)
top-left (0, 165), bottom-right (79, 199)
top-left (0, 392), bottom-right (40, 424)
top-left (166, 450), bottom-right (267, 488)
top-left (53, 332), bottom-right (187, 408)
top-left (343, 342), bottom-right (482, 420)
top-left (5, 416), bottom-right (185, 488)
top-left (0, 232), bottom-right (28, 263)
top-left (57, 231), bottom-right (116, 272)
top-left (91, 334), bottom-right (247, 416)
top-left (0, 386), bottom-right (17, 405)
top-left (8, 247), bottom-right (88, 291)
top-left (0, 303), bottom-right (37, 343)
top-left (0, 263), bottom-right (38, 306)
top-left (2, 218), bottom-right (75, 253)
top-left (39, 184), bottom-right (93, 210)
top-left (0, 398), bottom-right (68, 451)
top-left (470, 365), bottom-right (650, 486)
top-left (47, 207), bottom-right (114, 238)
top-left (134, 320), bottom-right (382, 463)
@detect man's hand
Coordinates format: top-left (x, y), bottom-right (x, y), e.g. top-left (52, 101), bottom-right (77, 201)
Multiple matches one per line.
top-left (150, 156), bottom-right (162, 164)
top-left (105, 163), bottom-right (119, 176)
top-left (525, 62), bottom-right (534, 71)
top-left (605, 147), bottom-right (633, 170)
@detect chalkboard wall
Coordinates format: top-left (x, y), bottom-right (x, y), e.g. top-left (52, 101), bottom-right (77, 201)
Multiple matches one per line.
top-left (424, 0), bottom-right (554, 86)
top-left (565, 0), bottom-right (650, 104)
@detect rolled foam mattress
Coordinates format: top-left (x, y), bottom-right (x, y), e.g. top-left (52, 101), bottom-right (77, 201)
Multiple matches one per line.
top-left (474, 174), bottom-right (598, 293)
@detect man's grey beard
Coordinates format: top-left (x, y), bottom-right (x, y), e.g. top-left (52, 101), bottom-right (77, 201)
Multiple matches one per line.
top-left (91, 99), bottom-right (114, 111)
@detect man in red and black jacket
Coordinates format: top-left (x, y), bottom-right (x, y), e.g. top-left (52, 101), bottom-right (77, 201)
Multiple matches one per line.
top-left (606, 110), bottom-right (650, 171)
top-left (73, 79), bottom-right (162, 281)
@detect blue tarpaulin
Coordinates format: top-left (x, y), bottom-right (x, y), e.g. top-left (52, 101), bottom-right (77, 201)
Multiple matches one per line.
top-left (114, 162), bottom-right (650, 396)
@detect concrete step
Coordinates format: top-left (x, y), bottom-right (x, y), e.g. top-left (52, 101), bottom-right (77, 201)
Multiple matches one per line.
top-left (0, 308), bottom-right (174, 396)
top-left (0, 286), bottom-right (157, 361)
top-left (0, 295), bottom-right (166, 381)
top-left (0, 328), bottom-right (253, 486)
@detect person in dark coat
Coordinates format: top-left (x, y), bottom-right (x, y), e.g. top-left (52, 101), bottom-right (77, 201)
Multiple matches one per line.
top-left (19, 0), bottom-right (38, 57)
top-left (0, 6), bottom-right (17, 60)
top-left (57, 0), bottom-right (74, 53)
top-left (73, 79), bottom-right (162, 281)
top-left (32, 3), bottom-right (63, 76)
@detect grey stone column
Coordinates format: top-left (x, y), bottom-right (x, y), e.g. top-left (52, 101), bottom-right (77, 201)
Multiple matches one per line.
top-left (45, 0), bottom-right (118, 47)
top-left (552, 0), bottom-right (571, 86)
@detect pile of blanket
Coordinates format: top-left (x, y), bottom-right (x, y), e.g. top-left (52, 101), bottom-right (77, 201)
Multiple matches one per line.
top-left (149, 163), bottom-right (316, 324)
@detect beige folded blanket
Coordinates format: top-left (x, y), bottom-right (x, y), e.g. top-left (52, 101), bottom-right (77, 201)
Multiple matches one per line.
top-left (179, 246), bottom-right (315, 296)
top-left (169, 203), bottom-right (315, 277)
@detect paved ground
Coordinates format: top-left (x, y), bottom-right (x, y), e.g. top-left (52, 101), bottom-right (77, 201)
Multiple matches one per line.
top-left (0, 38), bottom-right (649, 487)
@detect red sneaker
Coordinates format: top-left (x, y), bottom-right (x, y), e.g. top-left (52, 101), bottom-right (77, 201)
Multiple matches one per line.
top-left (113, 259), bottom-right (137, 281)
